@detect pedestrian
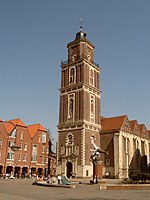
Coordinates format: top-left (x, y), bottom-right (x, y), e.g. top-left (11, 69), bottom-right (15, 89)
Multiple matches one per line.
top-left (57, 175), bottom-right (61, 184)
top-left (46, 174), bottom-right (51, 184)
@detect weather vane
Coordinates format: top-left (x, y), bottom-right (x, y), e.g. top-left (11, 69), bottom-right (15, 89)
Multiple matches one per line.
top-left (80, 17), bottom-right (84, 31)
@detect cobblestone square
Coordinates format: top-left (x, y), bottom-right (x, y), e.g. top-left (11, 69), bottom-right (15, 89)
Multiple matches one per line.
top-left (0, 179), bottom-right (150, 200)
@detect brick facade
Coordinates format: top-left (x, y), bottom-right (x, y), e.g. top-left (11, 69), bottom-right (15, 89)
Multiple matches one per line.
top-left (57, 29), bottom-right (101, 178)
top-left (0, 118), bottom-right (55, 178)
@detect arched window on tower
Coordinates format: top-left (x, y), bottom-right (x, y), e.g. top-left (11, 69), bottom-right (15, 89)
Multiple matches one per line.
top-left (69, 99), bottom-right (73, 118)
top-left (69, 67), bottom-right (76, 84)
top-left (68, 93), bottom-right (75, 120)
top-left (90, 68), bottom-right (94, 86)
top-left (91, 100), bottom-right (94, 114)
top-left (90, 95), bottom-right (95, 123)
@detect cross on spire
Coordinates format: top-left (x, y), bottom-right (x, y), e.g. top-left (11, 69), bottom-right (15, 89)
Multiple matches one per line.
top-left (80, 18), bottom-right (84, 31)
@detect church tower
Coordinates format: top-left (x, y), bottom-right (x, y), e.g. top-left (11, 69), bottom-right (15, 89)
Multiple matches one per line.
top-left (57, 26), bottom-right (101, 178)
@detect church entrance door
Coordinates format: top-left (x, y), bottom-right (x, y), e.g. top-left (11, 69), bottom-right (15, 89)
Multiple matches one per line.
top-left (66, 162), bottom-right (72, 178)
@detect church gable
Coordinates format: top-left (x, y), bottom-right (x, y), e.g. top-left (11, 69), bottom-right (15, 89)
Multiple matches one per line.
top-left (129, 120), bottom-right (140, 136)
top-left (139, 124), bottom-right (149, 139)
top-left (134, 122), bottom-right (140, 136)
top-left (121, 116), bottom-right (132, 133)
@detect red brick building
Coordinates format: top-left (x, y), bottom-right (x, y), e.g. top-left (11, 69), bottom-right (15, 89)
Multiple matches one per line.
top-left (0, 119), bottom-right (8, 176)
top-left (0, 118), bottom-right (56, 178)
top-left (28, 124), bottom-right (50, 176)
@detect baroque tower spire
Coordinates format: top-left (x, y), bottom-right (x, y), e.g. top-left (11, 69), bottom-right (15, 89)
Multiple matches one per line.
top-left (57, 27), bottom-right (101, 178)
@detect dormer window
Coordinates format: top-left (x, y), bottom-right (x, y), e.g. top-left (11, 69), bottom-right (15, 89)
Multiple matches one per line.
top-left (10, 129), bottom-right (17, 138)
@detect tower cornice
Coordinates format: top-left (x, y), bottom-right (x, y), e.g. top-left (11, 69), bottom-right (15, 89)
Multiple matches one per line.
top-left (67, 38), bottom-right (95, 49)
top-left (59, 83), bottom-right (101, 97)
top-left (57, 120), bottom-right (101, 133)
top-left (61, 55), bottom-right (100, 70)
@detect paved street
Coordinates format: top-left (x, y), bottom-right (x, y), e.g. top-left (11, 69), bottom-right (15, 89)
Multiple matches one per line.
top-left (0, 178), bottom-right (150, 200)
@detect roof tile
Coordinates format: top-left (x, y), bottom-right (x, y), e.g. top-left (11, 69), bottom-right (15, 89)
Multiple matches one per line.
top-left (3, 118), bottom-right (26, 134)
top-left (101, 115), bottom-right (127, 132)
top-left (28, 124), bottom-right (46, 138)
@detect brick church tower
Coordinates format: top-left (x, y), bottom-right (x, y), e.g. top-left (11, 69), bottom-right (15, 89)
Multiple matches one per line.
top-left (57, 26), bottom-right (101, 178)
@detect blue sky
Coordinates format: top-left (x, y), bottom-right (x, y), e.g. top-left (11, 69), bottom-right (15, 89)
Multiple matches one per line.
top-left (0, 0), bottom-right (150, 145)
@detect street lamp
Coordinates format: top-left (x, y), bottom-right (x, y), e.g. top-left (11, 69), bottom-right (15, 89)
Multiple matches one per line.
top-left (3, 121), bottom-right (20, 176)
top-left (48, 141), bottom-right (52, 175)
top-left (90, 136), bottom-right (108, 183)
top-left (48, 140), bottom-right (56, 176)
